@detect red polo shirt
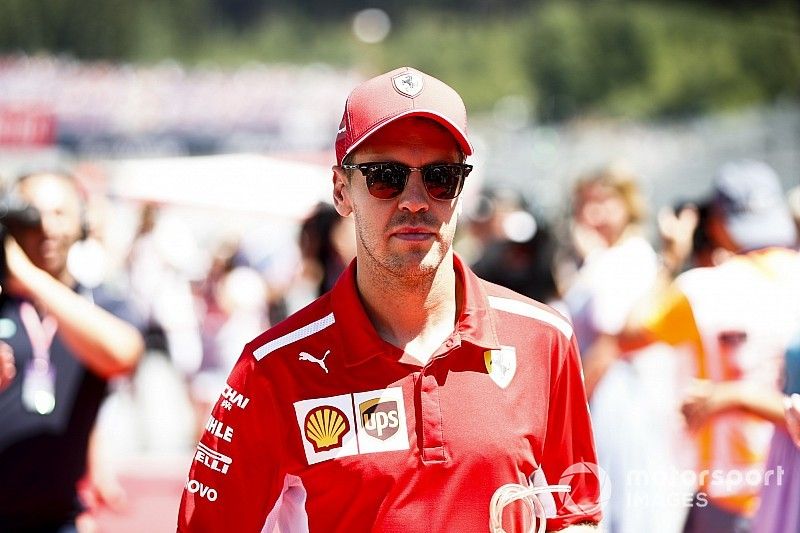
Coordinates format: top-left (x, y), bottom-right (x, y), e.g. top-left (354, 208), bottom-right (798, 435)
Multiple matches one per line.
top-left (178, 255), bottom-right (601, 532)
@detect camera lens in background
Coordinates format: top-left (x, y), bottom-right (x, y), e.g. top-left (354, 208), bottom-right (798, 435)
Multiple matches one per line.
top-left (0, 197), bottom-right (41, 286)
top-left (0, 197), bottom-right (41, 230)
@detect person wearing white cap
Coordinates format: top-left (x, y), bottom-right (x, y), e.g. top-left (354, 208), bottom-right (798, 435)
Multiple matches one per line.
top-left (179, 67), bottom-right (602, 532)
top-left (620, 160), bottom-right (800, 533)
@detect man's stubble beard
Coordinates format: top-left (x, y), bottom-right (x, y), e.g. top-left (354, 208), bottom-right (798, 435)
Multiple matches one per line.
top-left (354, 212), bottom-right (453, 285)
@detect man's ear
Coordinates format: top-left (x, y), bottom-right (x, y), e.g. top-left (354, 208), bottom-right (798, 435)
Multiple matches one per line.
top-left (332, 167), bottom-right (353, 217)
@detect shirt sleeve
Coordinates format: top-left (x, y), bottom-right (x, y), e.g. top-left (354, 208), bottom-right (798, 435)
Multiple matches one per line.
top-left (541, 333), bottom-right (603, 531)
top-left (590, 238), bottom-right (658, 336)
top-left (178, 348), bottom-right (285, 532)
top-left (643, 283), bottom-right (702, 351)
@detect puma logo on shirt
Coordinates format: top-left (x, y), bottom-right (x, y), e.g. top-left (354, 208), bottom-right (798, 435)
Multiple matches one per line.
top-left (299, 350), bottom-right (331, 373)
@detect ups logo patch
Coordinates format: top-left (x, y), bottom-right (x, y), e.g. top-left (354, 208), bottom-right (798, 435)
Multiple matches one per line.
top-left (359, 399), bottom-right (400, 440)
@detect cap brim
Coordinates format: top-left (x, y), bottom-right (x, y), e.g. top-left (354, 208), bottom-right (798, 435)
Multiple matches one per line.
top-left (343, 109), bottom-right (473, 162)
top-left (725, 208), bottom-right (798, 251)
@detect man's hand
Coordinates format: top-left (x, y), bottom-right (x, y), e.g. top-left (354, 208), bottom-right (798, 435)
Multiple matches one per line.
top-left (657, 204), bottom-right (698, 274)
top-left (571, 222), bottom-right (608, 261)
top-left (0, 341), bottom-right (15, 391)
top-left (785, 394), bottom-right (800, 449)
top-left (78, 466), bottom-right (127, 514)
top-left (680, 380), bottom-right (735, 431)
top-left (581, 334), bottom-right (620, 400)
top-left (4, 234), bottom-right (144, 378)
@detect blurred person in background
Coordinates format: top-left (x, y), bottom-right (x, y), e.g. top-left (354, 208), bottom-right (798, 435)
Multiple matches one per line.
top-left (127, 202), bottom-right (204, 376)
top-left (190, 238), bottom-right (270, 442)
top-left (557, 166), bottom-right (687, 533)
top-left (468, 188), bottom-right (560, 305)
top-left (788, 185), bottom-right (800, 246)
top-left (208, 267), bottom-right (269, 379)
top-left (557, 166), bottom-right (655, 355)
top-left (620, 160), bottom-right (800, 533)
top-left (0, 171), bottom-right (144, 532)
top-left (668, 200), bottom-right (719, 270)
top-left (299, 202), bottom-right (355, 296)
top-left (235, 224), bottom-right (302, 326)
top-left (789, 391), bottom-right (800, 449)
top-left (282, 202), bottom-right (355, 314)
top-left (458, 188), bottom-right (526, 264)
top-left (194, 237), bottom-right (240, 370)
top-left (751, 330), bottom-right (800, 533)
top-left (65, 192), bottom-right (115, 292)
top-left (124, 202), bottom-right (203, 453)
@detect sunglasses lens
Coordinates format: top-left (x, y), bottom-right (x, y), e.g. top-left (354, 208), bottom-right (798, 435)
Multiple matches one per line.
top-left (365, 164), bottom-right (407, 199)
top-left (423, 165), bottom-right (466, 200)
top-left (358, 163), bottom-right (470, 200)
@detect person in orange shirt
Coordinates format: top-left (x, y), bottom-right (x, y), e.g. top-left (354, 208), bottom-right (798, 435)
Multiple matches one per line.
top-left (620, 160), bottom-right (800, 533)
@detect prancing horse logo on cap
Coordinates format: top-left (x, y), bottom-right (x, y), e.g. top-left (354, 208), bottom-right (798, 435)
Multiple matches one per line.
top-left (392, 72), bottom-right (423, 98)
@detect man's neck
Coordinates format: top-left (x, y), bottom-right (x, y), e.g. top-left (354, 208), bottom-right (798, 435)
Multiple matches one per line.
top-left (356, 254), bottom-right (460, 365)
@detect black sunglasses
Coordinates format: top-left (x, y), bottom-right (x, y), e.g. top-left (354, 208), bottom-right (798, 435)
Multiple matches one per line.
top-left (341, 162), bottom-right (473, 200)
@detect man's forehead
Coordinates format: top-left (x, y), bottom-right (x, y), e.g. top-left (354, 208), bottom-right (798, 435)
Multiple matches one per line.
top-left (354, 117), bottom-right (461, 154)
top-left (18, 174), bottom-right (81, 209)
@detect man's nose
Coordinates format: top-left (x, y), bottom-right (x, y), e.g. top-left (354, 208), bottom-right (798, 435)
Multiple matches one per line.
top-left (397, 171), bottom-right (430, 213)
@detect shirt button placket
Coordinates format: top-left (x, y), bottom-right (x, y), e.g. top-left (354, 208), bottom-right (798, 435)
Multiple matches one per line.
top-left (419, 368), bottom-right (446, 463)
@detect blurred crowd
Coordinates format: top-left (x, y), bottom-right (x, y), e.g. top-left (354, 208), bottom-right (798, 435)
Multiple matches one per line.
top-left (0, 156), bottom-right (799, 533)
top-left (0, 56), bottom-right (355, 154)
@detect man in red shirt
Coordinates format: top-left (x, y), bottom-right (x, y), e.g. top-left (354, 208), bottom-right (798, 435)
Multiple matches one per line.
top-left (179, 67), bottom-right (601, 532)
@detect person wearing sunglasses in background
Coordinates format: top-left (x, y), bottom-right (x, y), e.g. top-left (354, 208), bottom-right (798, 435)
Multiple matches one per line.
top-left (179, 67), bottom-right (601, 532)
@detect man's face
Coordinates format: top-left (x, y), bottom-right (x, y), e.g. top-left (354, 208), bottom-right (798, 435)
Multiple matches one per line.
top-left (15, 174), bottom-right (83, 278)
top-left (575, 183), bottom-right (630, 246)
top-left (333, 117), bottom-right (463, 280)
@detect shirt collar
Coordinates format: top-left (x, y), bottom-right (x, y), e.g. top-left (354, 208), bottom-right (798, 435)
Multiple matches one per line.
top-left (330, 254), bottom-right (501, 368)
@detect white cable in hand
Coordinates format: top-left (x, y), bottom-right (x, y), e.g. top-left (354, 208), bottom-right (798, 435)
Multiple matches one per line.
top-left (489, 483), bottom-right (571, 533)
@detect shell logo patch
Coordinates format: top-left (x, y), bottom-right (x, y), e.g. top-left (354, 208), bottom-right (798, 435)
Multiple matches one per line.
top-left (305, 406), bottom-right (350, 452)
top-left (484, 346), bottom-right (517, 389)
top-left (294, 394), bottom-right (358, 465)
top-left (392, 72), bottom-right (423, 97)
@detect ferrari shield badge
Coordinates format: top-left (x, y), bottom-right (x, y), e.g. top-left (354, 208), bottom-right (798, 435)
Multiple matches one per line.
top-left (484, 346), bottom-right (517, 389)
top-left (392, 72), bottom-right (423, 97)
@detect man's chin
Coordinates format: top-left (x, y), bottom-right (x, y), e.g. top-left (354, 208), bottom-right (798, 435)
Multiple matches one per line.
top-left (386, 249), bottom-right (446, 278)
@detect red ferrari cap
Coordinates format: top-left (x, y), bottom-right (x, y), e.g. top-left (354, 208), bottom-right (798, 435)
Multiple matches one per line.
top-left (335, 66), bottom-right (473, 165)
